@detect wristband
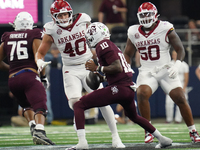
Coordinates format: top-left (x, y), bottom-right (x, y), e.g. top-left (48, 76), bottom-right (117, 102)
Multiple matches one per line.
top-left (96, 66), bottom-right (104, 73)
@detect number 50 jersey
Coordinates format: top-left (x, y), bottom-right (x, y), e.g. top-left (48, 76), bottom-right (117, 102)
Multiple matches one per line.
top-left (128, 20), bottom-right (173, 71)
top-left (43, 13), bottom-right (93, 66)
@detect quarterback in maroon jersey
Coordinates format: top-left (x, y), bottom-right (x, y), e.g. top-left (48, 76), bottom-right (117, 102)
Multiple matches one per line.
top-left (65, 22), bottom-right (172, 150)
top-left (0, 11), bottom-right (54, 145)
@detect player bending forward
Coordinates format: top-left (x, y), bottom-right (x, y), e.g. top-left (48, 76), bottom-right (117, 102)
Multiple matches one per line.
top-left (65, 22), bottom-right (172, 150)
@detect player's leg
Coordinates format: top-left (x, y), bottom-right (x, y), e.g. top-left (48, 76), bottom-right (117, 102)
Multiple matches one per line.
top-left (84, 78), bottom-right (125, 148)
top-left (26, 74), bottom-right (55, 145)
top-left (165, 94), bottom-right (174, 123)
top-left (170, 87), bottom-right (200, 143)
top-left (161, 75), bottom-right (200, 143)
top-left (174, 92), bottom-right (188, 123)
top-left (136, 71), bottom-right (158, 143)
top-left (123, 99), bottom-right (172, 148)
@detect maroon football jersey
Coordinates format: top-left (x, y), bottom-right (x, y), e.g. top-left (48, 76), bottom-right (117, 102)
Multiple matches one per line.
top-left (96, 39), bottom-right (133, 86)
top-left (1, 28), bottom-right (42, 75)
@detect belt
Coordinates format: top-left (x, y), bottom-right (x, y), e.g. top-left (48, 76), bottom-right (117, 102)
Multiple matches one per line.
top-left (9, 68), bottom-right (38, 78)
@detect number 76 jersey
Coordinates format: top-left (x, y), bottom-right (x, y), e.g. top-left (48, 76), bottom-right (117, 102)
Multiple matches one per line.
top-left (43, 13), bottom-right (93, 66)
top-left (1, 28), bottom-right (42, 75)
top-left (128, 20), bottom-right (173, 71)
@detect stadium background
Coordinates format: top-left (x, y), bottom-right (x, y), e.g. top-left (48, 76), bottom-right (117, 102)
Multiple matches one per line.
top-left (1, 0), bottom-right (200, 125)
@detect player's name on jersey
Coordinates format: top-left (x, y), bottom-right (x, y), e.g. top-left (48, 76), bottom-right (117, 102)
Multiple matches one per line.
top-left (9, 33), bottom-right (28, 39)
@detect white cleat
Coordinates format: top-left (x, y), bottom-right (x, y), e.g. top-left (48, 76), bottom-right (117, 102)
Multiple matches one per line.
top-left (112, 139), bottom-right (125, 148)
top-left (66, 141), bottom-right (88, 150)
top-left (155, 136), bottom-right (172, 149)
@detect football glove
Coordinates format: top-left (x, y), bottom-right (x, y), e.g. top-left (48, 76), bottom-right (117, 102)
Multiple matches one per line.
top-left (36, 59), bottom-right (51, 73)
top-left (167, 60), bottom-right (182, 79)
top-left (40, 75), bottom-right (50, 90)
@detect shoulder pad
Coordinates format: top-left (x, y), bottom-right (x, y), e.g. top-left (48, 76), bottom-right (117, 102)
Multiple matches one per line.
top-left (127, 25), bottom-right (139, 36)
top-left (160, 21), bottom-right (174, 30)
top-left (43, 21), bottom-right (55, 35)
top-left (77, 13), bottom-right (91, 24)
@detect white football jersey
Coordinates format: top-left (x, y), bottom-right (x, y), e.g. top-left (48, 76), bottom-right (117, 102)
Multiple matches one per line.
top-left (128, 20), bottom-right (173, 71)
top-left (43, 13), bottom-right (93, 66)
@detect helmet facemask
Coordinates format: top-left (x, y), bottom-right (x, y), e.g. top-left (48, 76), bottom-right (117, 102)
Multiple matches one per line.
top-left (137, 2), bottom-right (158, 28)
top-left (51, 11), bottom-right (73, 27)
top-left (50, 0), bottom-right (73, 28)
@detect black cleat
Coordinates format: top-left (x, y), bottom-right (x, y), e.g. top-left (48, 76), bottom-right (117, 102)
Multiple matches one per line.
top-left (33, 129), bottom-right (55, 145)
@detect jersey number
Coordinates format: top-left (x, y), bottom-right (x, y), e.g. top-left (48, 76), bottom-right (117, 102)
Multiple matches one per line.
top-left (63, 38), bottom-right (86, 57)
top-left (8, 41), bottom-right (28, 61)
top-left (118, 53), bottom-right (132, 73)
top-left (138, 45), bottom-right (160, 60)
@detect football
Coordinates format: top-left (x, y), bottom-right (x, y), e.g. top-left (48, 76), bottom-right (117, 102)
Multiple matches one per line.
top-left (86, 71), bottom-right (101, 90)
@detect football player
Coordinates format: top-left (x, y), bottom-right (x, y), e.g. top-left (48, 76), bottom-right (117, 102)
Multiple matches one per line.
top-left (0, 12), bottom-right (54, 145)
top-left (66, 22), bottom-right (173, 149)
top-left (35, 0), bottom-right (125, 148)
top-left (123, 2), bottom-right (200, 143)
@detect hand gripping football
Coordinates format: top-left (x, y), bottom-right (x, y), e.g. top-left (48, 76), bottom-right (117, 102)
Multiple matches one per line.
top-left (86, 71), bottom-right (101, 90)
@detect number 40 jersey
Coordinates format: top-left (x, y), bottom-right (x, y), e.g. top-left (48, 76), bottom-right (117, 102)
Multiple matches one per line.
top-left (128, 20), bottom-right (173, 71)
top-left (43, 13), bottom-right (93, 66)
top-left (1, 28), bottom-right (42, 75)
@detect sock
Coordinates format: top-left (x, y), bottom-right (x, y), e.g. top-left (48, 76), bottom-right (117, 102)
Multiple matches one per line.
top-left (99, 106), bottom-right (119, 138)
top-left (29, 120), bottom-right (36, 127)
top-left (77, 129), bottom-right (86, 142)
top-left (35, 124), bottom-right (44, 130)
top-left (188, 125), bottom-right (196, 132)
top-left (152, 129), bottom-right (162, 140)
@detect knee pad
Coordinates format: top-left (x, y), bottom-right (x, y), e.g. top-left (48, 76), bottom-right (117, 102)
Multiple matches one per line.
top-left (68, 97), bottom-right (80, 110)
top-left (22, 107), bottom-right (33, 117)
top-left (35, 109), bottom-right (48, 118)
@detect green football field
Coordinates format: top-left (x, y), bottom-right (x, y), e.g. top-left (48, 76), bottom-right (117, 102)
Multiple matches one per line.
top-left (1, 122), bottom-right (200, 150)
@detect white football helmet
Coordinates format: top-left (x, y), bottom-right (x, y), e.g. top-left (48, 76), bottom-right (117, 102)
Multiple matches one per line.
top-left (137, 2), bottom-right (158, 28)
top-left (13, 12), bottom-right (34, 31)
top-left (85, 22), bottom-right (110, 48)
top-left (50, 0), bottom-right (73, 27)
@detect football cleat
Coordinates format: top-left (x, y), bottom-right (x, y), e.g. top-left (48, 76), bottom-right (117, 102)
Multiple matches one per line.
top-left (190, 130), bottom-right (200, 143)
top-left (33, 129), bottom-right (55, 145)
top-left (112, 137), bottom-right (125, 148)
top-left (65, 142), bottom-right (88, 150)
top-left (30, 123), bottom-right (36, 136)
top-left (155, 136), bottom-right (172, 148)
top-left (145, 131), bottom-right (154, 143)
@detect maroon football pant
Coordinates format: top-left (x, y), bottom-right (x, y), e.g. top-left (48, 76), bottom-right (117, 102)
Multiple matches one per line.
top-left (74, 85), bottom-right (155, 133)
top-left (8, 72), bottom-right (47, 111)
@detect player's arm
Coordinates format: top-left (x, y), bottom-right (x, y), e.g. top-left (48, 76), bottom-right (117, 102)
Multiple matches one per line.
top-left (35, 34), bottom-right (53, 61)
top-left (0, 42), bottom-right (9, 70)
top-left (35, 34), bottom-right (53, 73)
top-left (33, 38), bottom-right (46, 76)
top-left (168, 29), bottom-right (185, 61)
top-left (167, 29), bottom-right (186, 79)
top-left (123, 38), bottom-right (137, 64)
top-left (85, 59), bottom-right (122, 74)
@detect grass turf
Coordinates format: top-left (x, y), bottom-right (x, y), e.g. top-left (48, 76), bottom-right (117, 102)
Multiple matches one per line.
top-left (0, 122), bottom-right (200, 149)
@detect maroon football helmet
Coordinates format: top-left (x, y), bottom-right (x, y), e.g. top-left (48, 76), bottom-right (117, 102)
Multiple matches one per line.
top-left (137, 2), bottom-right (158, 28)
top-left (50, 0), bottom-right (73, 27)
